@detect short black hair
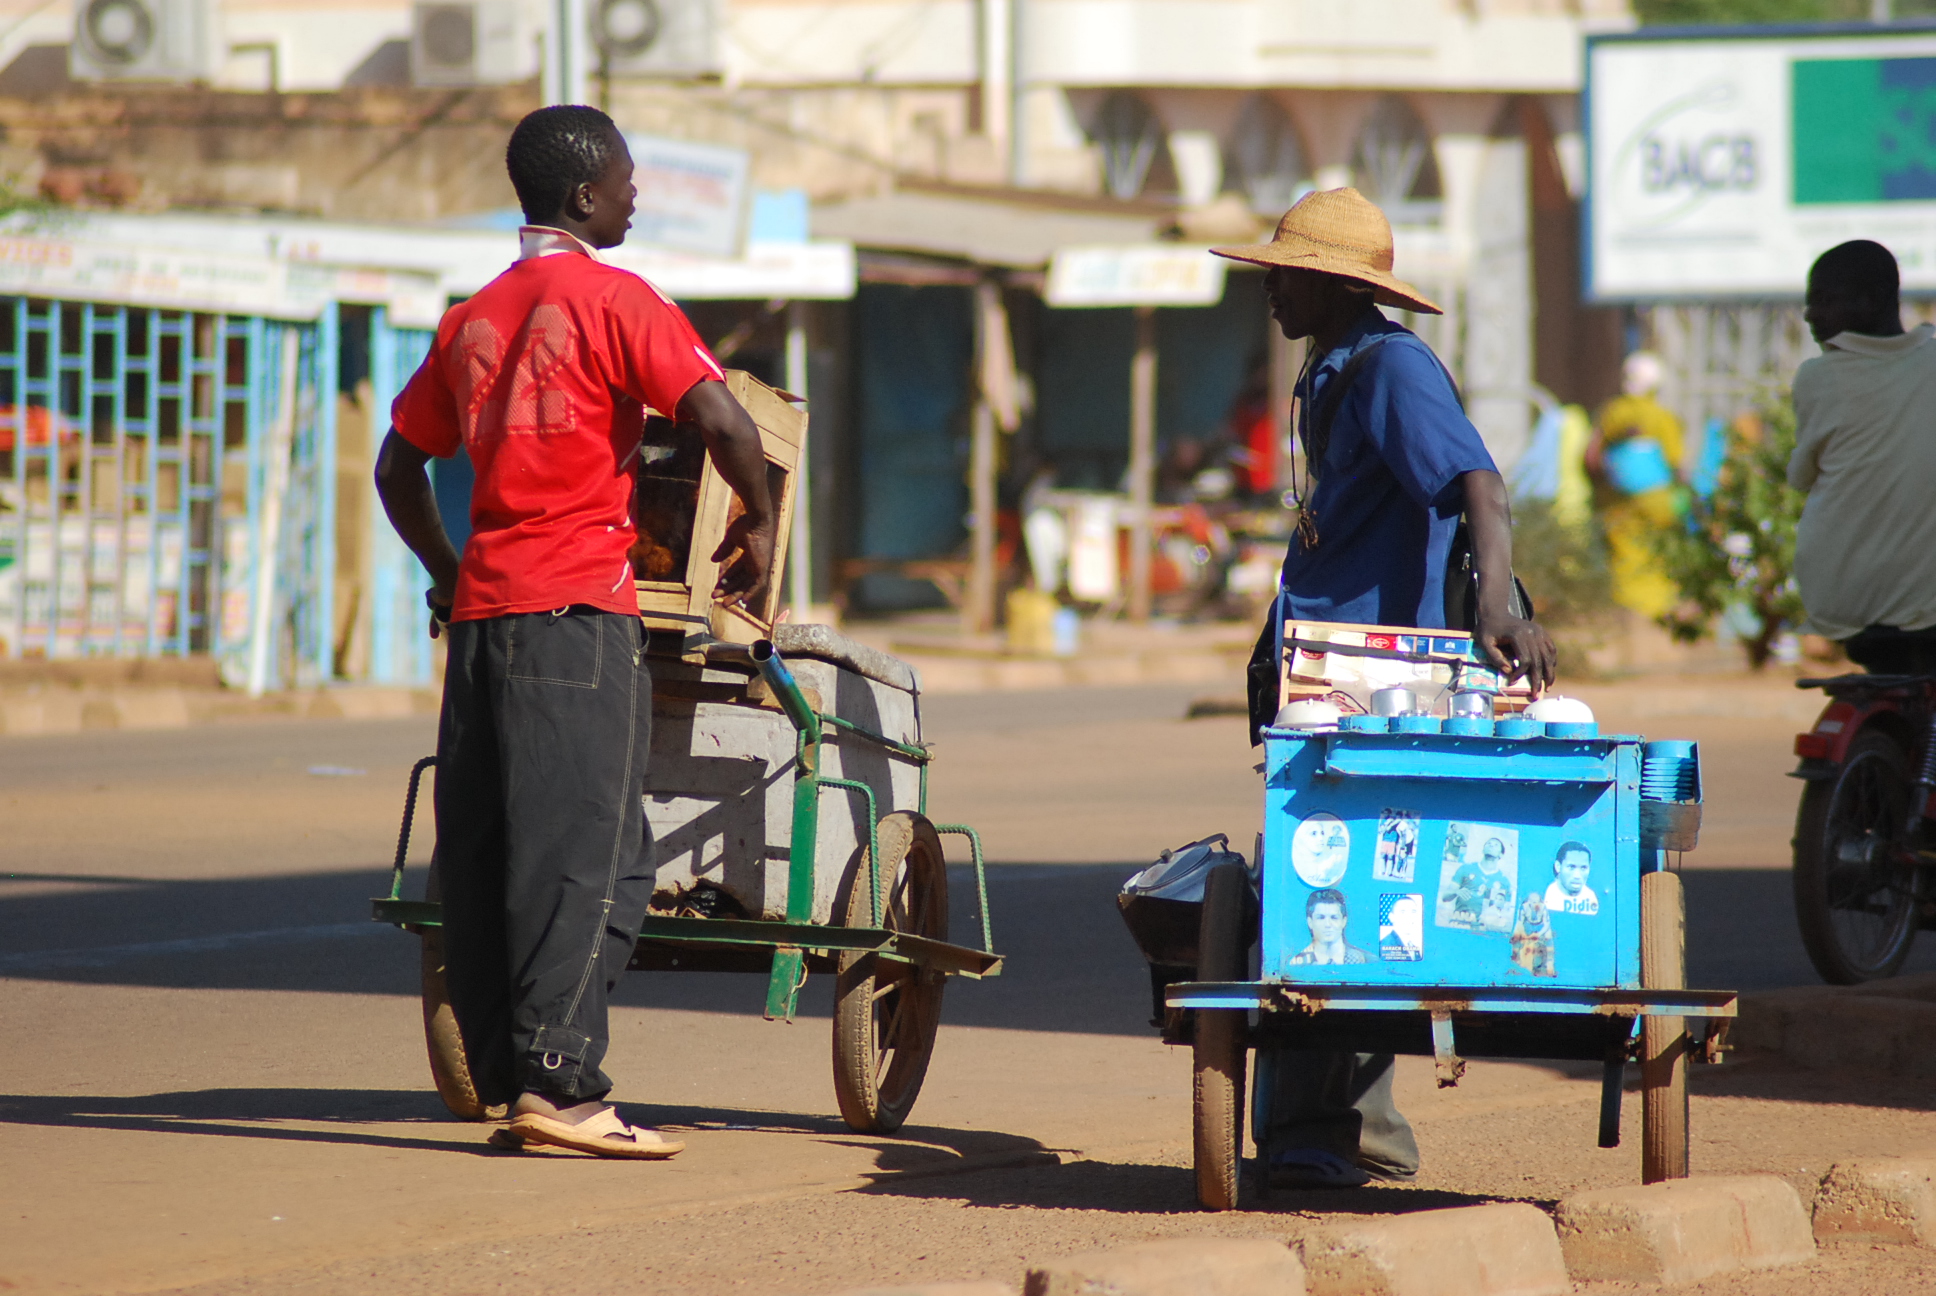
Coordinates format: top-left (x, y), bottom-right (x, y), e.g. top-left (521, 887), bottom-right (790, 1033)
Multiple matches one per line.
top-left (1307, 888), bottom-right (1347, 917)
top-left (506, 105), bottom-right (622, 224)
top-left (1555, 841), bottom-right (1590, 864)
top-left (1809, 239), bottom-right (1899, 301)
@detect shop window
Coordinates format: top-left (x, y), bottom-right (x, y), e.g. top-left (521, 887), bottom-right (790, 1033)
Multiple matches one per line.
top-left (1352, 95), bottom-right (1443, 225)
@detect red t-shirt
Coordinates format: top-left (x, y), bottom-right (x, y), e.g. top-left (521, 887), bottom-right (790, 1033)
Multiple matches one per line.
top-left (392, 230), bottom-right (724, 620)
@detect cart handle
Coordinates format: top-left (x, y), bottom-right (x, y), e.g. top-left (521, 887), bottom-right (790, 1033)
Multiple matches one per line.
top-left (389, 756), bottom-right (437, 902)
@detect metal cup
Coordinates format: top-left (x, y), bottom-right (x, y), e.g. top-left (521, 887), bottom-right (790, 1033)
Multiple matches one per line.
top-left (1450, 690), bottom-right (1495, 721)
top-left (1370, 687), bottom-right (1417, 718)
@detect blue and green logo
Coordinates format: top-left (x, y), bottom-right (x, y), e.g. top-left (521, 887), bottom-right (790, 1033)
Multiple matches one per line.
top-left (1794, 56), bottom-right (1936, 203)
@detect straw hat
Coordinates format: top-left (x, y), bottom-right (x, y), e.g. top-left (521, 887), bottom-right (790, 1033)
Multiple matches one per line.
top-left (1211, 187), bottom-right (1442, 316)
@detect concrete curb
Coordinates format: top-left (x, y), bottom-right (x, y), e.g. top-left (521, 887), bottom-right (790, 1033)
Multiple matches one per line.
top-left (1814, 1157), bottom-right (1936, 1247)
top-left (1734, 974), bottom-right (1936, 1077)
top-left (1025, 1239), bottom-right (1304, 1296)
top-left (1297, 1202), bottom-right (1567, 1296)
top-left (1555, 1174), bottom-right (1816, 1284)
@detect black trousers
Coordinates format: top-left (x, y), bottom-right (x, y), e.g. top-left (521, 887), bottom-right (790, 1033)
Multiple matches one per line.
top-left (435, 607), bottom-right (654, 1106)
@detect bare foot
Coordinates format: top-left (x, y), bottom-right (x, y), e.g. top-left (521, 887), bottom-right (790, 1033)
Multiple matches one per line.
top-left (511, 1092), bottom-right (606, 1126)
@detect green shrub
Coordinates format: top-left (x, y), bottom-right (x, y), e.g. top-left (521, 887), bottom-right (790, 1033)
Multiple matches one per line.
top-left (1652, 396), bottom-right (1807, 669)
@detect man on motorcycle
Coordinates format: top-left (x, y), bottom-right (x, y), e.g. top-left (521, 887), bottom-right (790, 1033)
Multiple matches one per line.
top-left (1790, 239), bottom-right (1936, 674)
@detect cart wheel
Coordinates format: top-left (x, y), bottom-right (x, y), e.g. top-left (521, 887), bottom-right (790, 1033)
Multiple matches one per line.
top-left (1640, 870), bottom-right (1688, 1183)
top-left (833, 812), bottom-right (949, 1135)
top-left (1193, 861), bottom-right (1250, 1211)
top-left (420, 855), bottom-right (504, 1122)
top-left (1793, 729), bottom-right (1920, 984)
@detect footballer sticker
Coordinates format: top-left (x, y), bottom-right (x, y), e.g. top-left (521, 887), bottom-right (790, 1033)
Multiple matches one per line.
top-left (1373, 809), bottom-right (1420, 883)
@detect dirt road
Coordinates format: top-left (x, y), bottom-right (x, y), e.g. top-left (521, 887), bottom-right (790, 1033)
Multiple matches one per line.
top-left (5, 677), bottom-right (1935, 1294)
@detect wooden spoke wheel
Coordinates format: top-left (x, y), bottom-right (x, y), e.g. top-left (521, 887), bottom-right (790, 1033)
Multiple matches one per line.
top-left (1794, 730), bottom-right (1921, 984)
top-left (832, 812), bottom-right (949, 1135)
top-left (1193, 861), bottom-right (1251, 1211)
top-left (420, 854), bottom-right (504, 1121)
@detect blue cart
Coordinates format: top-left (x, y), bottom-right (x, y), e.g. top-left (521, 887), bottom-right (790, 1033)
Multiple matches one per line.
top-left (1167, 711), bottom-right (1737, 1210)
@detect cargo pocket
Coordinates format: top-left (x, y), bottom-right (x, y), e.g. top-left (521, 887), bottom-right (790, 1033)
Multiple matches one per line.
top-left (505, 610), bottom-right (603, 688)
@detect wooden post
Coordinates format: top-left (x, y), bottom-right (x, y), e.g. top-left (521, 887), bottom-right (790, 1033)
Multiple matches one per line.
top-left (1127, 304), bottom-right (1157, 623)
top-left (784, 301), bottom-right (812, 624)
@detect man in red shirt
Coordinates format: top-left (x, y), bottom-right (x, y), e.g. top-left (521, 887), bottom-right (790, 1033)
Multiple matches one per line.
top-left (375, 105), bottom-right (775, 1159)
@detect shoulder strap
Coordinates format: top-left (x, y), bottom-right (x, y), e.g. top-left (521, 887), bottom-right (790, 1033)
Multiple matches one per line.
top-left (1301, 335), bottom-right (1392, 472)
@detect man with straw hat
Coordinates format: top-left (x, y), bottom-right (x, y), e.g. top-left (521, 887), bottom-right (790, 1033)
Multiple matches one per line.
top-left (1213, 188), bottom-right (1556, 1190)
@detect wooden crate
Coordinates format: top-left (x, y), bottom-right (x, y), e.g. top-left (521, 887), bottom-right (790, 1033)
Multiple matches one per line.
top-left (1277, 619), bottom-right (1533, 714)
top-left (634, 369), bottom-right (804, 645)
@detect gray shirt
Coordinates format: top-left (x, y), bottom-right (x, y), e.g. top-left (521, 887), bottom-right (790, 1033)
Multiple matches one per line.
top-left (1789, 324), bottom-right (1936, 640)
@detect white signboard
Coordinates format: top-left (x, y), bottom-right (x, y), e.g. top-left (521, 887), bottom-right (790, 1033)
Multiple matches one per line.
top-left (626, 133), bottom-right (751, 259)
top-left (0, 236), bottom-right (321, 319)
top-left (1045, 246), bottom-right (1227, 307)
top-left (1588, 28), bottom-right (1936, 299)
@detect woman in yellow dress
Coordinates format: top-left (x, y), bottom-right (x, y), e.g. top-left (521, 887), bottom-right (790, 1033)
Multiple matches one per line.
top-left (1588, 352), bottom-right (1685, 619)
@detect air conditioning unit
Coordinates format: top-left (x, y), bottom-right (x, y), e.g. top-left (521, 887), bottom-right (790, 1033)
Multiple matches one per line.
top-left (411, 0), bottom-right (525, 87)
top-left (70, 0), bottom-right (218, 83)
top-left (590, 0), bottom-right (721, 78)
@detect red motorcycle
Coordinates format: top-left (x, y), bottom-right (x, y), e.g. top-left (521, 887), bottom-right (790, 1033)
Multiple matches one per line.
top-left (1792, 672), bottom-right (1936, 982)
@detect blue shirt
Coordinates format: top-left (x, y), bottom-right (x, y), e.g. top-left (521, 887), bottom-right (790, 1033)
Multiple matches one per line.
top-left (1280, 312), bottom-right (1496, 630)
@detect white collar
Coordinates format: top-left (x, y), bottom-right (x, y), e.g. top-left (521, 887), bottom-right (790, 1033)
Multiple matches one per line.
top-left (1825, 322), bottom-right (1935, 356)
top-left (518, 225), bottom-right (601, 262)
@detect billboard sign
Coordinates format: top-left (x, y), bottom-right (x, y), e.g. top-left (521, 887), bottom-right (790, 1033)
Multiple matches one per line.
top-left (625, 133), bottom-right (750, 259)
top-left (1587, 25), bottom-right (1936, 299)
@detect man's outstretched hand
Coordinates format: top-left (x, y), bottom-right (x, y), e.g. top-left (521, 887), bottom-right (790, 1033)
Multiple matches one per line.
top-left (1474, 609), bottom-right (1558, 695)
top-left (712, 511), bottom-right (776, 608)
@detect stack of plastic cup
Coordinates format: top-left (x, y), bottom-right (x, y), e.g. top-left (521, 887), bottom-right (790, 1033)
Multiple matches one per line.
top-left (1641, 740), bottom-right (1699, 802)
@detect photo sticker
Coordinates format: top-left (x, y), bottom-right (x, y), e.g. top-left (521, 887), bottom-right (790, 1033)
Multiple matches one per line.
top-left (1289, 812), bottom-right (1350, 888)
top-left (1379, 893), bottom-right (1424, 962)
top-left (1373, 809), bottom-right (1420, 882)
top-left (1434, 822), bottom-right (1519, 933)
top-left (1511, 892), bottom-right (1557, 977)
top-left (1544, 840), bottom-right (1601, 916)
top-left (1290, 888), bottom-right (1371, 965)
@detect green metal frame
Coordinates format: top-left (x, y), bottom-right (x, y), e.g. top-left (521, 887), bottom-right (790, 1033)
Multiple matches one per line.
top-left (374, 642), bottom-right (1002, 1024)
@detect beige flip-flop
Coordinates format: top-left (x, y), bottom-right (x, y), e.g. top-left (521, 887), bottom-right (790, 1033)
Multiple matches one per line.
top-left (504, 1107), bottom-right (686, 1159)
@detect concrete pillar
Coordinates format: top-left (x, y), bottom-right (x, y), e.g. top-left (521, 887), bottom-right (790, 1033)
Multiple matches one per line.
top-left (785, 301), bottom-right (812, 624)
top-left (1127, 304), bottom-right (1156, 623)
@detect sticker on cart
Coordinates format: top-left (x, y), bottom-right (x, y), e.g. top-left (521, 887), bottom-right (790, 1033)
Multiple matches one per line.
top-left (1510, 892), bottom-right (1557, 976)
top-left (1373, 809), bottom-right (1420, 882)
top-left (1434, 822), bottom-right (1519, 934)
top-left (1289, 888), bottom-right (1371, 964)
top-left (1542, 840), bottom-right (1601, 916)
top-left (1378, 893), bottom-right (1424, 961)
top-left (1289, 812), bottom-right (1350, 888)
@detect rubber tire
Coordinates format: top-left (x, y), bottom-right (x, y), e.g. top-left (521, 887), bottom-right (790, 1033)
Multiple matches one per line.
top-left (1640, 870), bottom-right (1688, 1183)
top-left (832, 812), bottom-right (949, 1135)
top-left (420, 854), bottom-right (504, 1121)
top-left (1193, 862), bottom-right (1250, 1212)
top-left (1794, 729), bottom-right (1920, 984)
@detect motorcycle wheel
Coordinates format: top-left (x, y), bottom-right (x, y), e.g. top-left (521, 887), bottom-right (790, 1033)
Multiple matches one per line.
top-left (1794, 729), bottom-right (1921, 983)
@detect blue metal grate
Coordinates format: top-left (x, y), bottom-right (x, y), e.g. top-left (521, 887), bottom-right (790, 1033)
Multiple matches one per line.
top-left (0, 297), bottom-right (336, 684)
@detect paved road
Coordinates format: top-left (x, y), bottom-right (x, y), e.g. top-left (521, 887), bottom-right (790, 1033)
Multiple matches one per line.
top-left (6, 680), bottom-right (1936, 1294)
